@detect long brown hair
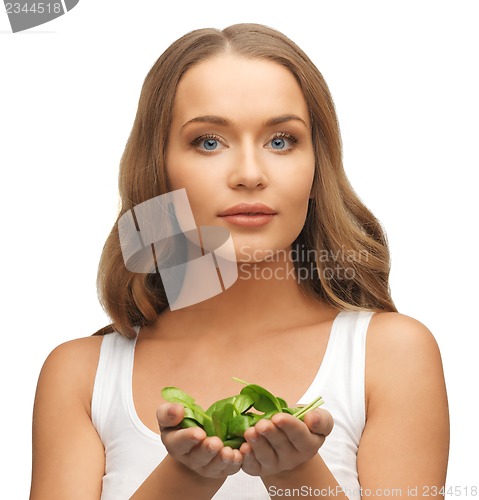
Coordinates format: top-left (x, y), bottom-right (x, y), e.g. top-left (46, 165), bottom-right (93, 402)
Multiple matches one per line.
top-left (95, 23), bottom-right (397, 339)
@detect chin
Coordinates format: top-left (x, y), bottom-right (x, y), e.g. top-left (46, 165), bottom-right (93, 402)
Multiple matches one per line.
top-left (233, 239), bottom-right (295, 264)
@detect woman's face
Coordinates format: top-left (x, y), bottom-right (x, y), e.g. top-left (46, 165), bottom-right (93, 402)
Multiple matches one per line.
top-left (166, 53), bottom-right (315, 262)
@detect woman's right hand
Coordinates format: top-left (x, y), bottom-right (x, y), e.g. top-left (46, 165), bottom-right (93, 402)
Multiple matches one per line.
top-left (157, 403), bottom-right (243, 479)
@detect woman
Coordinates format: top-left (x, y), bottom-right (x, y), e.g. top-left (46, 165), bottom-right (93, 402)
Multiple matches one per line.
top-left (30, 24), bottom-right (449, 499)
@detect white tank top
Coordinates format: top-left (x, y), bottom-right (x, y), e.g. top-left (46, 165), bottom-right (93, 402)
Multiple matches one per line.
top-left (91, 309), bottom-right (374, 499)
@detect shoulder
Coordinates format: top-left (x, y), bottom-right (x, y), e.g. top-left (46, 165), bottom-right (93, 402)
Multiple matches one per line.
top-left (366, 311), bottom-right (441, 362)
top-left (38, 335), bottom-right (106, 417)
top-left (365, 311), bottom-right (446, 414)
top-left (46, 334), bottom-right (105, 359)
top-left (366, 310), bottom-right (439, 348)
top-left (42, 335), bottom-right (105, 374)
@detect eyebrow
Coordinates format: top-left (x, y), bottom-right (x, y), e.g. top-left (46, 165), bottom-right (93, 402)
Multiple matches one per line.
top-left (180, 114), bottom-right (308, 131)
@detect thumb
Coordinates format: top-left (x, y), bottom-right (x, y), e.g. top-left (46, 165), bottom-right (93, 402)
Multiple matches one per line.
top-left (304, 408), bottom-right (334, 437)
top-left (157, 403), bottom-right (184, 430)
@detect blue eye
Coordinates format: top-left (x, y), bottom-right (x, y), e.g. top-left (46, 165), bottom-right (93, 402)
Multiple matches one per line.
top-left (269, 134), bottom-right (297, 151)
top-left (203, 138), bottom-right (218, 150)
top-left (271, 137), bottom-right (286, 149)
top-left (191, 134), bottom-right (223, 153)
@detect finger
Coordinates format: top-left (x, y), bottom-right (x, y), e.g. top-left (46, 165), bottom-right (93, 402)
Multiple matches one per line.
top-left (243, 425), bottom-right (277, 466)
top-left (230, 448), bottom-right (244, 467)
top-left (271, 413), bottom-right (323, 454)
top-left (161, 427), bottom-right (205, 456)
top-left (254, 418), bottom-right (294, 456)
top-left (217, 446), bottom-right (243, 475)
top-left (303, 408), bottom-right (334, 437)
top-left (240, 443), bottom-right (262, 476)
top-left (157, 403), bottom-right (184, 431)
top-left (188, 436), bottom-right (224, 468)
top-left (239, 441), bottom-right (252, 457)
top-left (188, 440), bottom-right (240, 477)
top-left (199, 446), bottom-right (243, 478)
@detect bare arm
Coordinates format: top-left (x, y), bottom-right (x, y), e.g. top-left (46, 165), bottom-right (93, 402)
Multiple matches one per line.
top-left (30, 338), bottom-right (105, 499)
top-left (357, 313), bottom-right (450, 498)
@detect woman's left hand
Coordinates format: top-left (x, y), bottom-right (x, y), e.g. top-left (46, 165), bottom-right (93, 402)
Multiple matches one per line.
top-left (239, 408), bottom-right (334, 477)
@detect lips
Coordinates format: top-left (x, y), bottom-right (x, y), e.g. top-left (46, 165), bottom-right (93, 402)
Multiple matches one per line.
top-left (218, 203), bottom-right (277, 217)
top-left (218, 203), bottom-right (277, 227)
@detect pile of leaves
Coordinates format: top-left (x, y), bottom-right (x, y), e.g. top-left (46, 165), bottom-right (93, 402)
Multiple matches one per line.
top-left (161, 377), bottom-right (324, 449)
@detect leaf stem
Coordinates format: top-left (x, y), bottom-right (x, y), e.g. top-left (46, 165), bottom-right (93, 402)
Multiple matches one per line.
top-left (192, 407), bottom-right (213, 422)
top-left (232, 377), bottom-right (250, 386)
top-left (292, 396), bottom-right (324, 419)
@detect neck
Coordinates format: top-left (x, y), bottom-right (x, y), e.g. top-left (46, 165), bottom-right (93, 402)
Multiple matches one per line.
top-left (156, 253), bottom-right (334, 339)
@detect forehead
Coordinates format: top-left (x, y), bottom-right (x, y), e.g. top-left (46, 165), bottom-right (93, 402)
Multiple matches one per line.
top-left (172, 54), bottom-right (310, 126)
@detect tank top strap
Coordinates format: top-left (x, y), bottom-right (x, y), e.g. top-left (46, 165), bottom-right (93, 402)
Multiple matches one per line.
top-left (91, 331), bottom-right (137, 439)
top-left (297, 309), bottom-right (375, 425)
top-left (332, 310), bottom-right (375, 417)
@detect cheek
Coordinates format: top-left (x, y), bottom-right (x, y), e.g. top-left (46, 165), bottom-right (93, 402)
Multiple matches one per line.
top-left (287, 165), bottom-right (315, 207)
top-left (165, 143), bottom-right (194, 191)
top-left (167, 169), bottom-right (219, 226)
top-left (283, 166), bottom-right (315, 227)
top-left (290, 168), bottom-right (314, 220)
top-left (167, 153), bottom-right (205, 201)
top-left (166, 145), bottom-right (223, 194)
top-left (166, 159), bottom-right (187, 192)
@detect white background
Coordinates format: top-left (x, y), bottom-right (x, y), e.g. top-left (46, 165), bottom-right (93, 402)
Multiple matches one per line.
top-left (1, 0), bottom-right (478, 496)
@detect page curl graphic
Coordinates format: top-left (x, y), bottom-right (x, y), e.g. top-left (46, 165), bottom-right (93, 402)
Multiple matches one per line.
top-left (4, 0), bottom-right (80, 33)
top-left (118, 189), bottom-right (238, 310)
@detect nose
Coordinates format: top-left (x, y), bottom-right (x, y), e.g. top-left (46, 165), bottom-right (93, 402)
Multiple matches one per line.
top-left (227, 145), bottom-right (268, 190)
